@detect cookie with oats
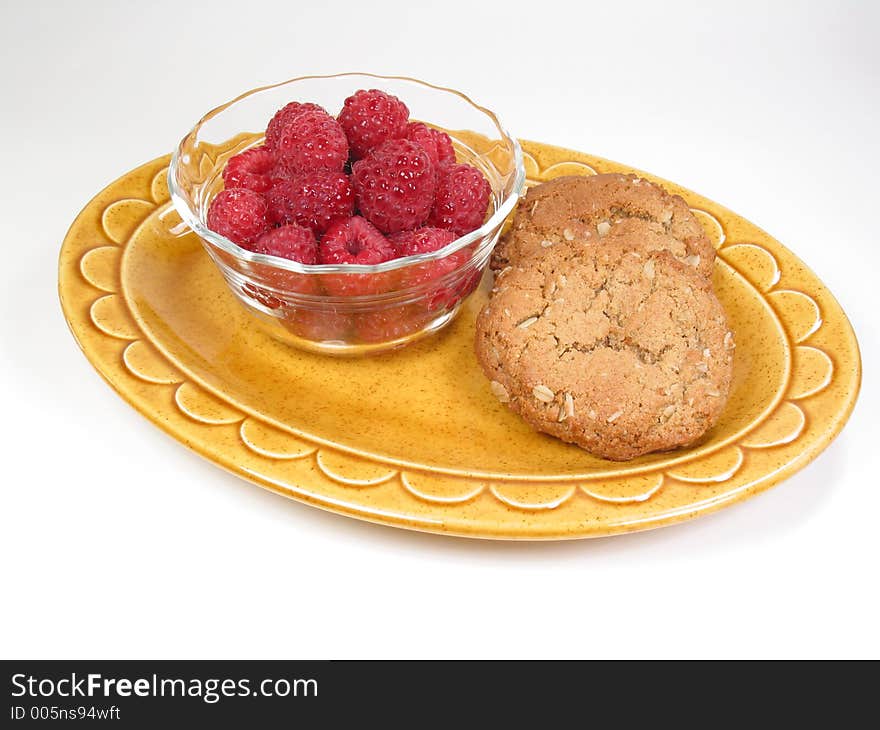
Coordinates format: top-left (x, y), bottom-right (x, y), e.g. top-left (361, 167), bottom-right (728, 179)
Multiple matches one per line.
top-left (492, 173), bottom-right (714, 281)
top-left (475, 239), bottom-right (734, 461)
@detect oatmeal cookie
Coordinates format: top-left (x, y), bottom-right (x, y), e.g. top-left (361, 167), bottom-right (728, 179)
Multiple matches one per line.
top-left (492, 173), bottom-right (714, 281)
top-left (475, 240), bottom-right (734, 461)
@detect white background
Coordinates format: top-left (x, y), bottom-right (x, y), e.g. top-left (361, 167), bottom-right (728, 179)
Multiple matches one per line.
top-left (1, 0), bottom-right (877, 659)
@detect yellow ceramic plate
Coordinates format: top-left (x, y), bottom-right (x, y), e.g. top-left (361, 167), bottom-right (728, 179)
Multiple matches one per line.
top-left (58, 141), bottom-right (861, 539)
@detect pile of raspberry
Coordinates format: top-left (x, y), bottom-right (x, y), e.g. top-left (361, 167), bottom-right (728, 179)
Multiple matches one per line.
top-left (207, 89), bottom-right (491, 284)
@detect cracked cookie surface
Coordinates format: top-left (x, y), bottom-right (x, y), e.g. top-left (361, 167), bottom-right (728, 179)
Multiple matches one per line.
top-left (492, 173), bottom-right (714, 281)
top-left (475, 240), bottom-right (734, 461)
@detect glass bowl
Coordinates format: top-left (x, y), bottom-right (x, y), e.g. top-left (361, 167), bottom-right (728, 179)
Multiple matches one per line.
top-left (168, 72), bottom-right (525, 355)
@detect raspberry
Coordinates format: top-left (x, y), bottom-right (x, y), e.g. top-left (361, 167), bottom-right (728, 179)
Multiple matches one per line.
top-left (448, 254), bottom-right (484, 302)
top-left (206, 188), bottom-right (269, 247)
top-left (405, 122), bottom-right (456, 170)
top-left (265, 101), bottom-right (326, 152)
top-left (354, 227), bottom-right (465, 338)
top-left (352, 139), bottom-right (436, 234)
top-left (390, 227), bottom-right (468, 309)
top-left (338, 89), bottom-right (409, 158)
top-left (223, 147), bottom-right (275, 193)
top-left (244, 226), bottom-right (319, 309)
top-left (265, 171), bottom-right (354, 234)
top-left (319, 216), bottom-right (398, 296)
top-left (356, 306), bottom-right (425, 344)
top-left (390, 226), bottom-right (457, 258)
top-left (253, 224), bottom-right (318, 264)
top-left (428, 163), bottom-right (492, 235)
top-left (319, 216), bottom-right (395, 265)
top-left (273, 109), bottom-right (349, 174)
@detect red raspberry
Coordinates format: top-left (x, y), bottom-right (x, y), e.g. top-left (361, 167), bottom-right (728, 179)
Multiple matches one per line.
top-left (356, 306), bottom-right (426, 344)
top-left (223, 147), bottom-right (275, 193)
top-left (253, 224), bottom-right (318, 264)
top-left (448, 254), bottom-right (484, 302)
top-left (265, 101), bottom-right (326, 152)
top-left (319, 216), bottom-right (398, 297)
top-left (265, 171), bottom-right (354, 234)
top-left (428, 163), bottom-right (492, 235)
top-left (390, 226), bottom-right (457, 258)
top-left (245, 226), bottom-right (319, 308)
top-left (405, 122), bottom-right (456, 170)
top-left (273, 109), bottom-right (349, 174)
top-left (338, 89), bottom-right (409, 158)
top-left (319, 216), bottom-right (395, 265)
top-left (206, 188), bottom-right (269, 247)
top-left (352, 139), bottom-right (436, 234)
top-left (390, 227), bottom-right (467, 309)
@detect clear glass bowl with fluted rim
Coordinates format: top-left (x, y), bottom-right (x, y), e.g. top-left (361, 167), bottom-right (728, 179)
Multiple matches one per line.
top-left (167, 72), bottom-right (525, 355)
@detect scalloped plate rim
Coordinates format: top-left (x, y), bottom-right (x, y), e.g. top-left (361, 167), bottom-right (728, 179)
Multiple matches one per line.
top-left (57, 145), bottom-right (862, 540)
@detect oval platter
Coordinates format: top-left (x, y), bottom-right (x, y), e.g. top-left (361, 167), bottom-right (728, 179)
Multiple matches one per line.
top-left (58, 140), bottom-right (861, 539)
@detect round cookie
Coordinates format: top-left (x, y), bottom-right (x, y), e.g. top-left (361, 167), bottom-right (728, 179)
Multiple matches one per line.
top-left (475, 240), bottom-right (735, 461)
top-left (492, 173), bottom-right (714, 281)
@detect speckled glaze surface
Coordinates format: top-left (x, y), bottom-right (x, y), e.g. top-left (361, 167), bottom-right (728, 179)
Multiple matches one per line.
top-left (58, 141), bottom-right (861, 539)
